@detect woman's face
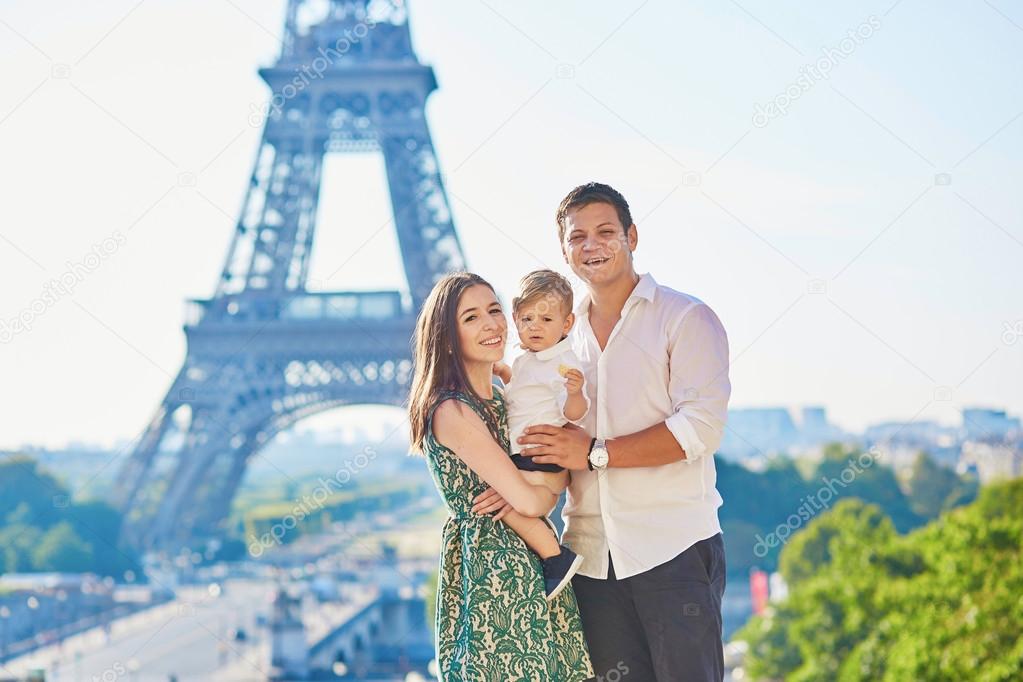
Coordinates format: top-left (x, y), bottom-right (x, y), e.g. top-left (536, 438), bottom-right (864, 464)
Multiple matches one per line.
top-left (454, 284), bottom-right (507, 365)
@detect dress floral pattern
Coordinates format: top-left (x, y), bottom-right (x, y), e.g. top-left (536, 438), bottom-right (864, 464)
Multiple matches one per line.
top-left (424, 387), bottom-right (593, 682)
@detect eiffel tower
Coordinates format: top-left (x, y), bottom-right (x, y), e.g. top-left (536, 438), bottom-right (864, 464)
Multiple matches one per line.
top-left (114, 0), bottom-right (466, 550)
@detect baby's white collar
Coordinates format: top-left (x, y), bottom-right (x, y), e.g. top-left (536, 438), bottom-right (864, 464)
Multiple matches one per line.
top-left (534, 336), bottom-right (572, 362)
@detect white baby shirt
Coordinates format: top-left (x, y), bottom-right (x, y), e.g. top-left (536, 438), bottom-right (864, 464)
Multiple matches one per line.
top-left (505, 337), bottom-right (591, 453)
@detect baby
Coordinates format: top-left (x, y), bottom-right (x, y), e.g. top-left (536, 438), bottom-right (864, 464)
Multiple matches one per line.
top-left (493, 269), bottom-right (589, 599)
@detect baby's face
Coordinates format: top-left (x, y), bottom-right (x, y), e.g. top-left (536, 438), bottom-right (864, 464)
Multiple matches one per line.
top-left (513, 296), bottom-right (573, 352)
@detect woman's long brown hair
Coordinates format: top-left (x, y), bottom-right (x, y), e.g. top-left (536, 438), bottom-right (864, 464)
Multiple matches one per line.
top-left (407, 272), bottom-right (499, 454)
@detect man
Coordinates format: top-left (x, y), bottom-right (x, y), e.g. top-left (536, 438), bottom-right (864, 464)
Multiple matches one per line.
top-left (518, 182), bottom-right (731, 682)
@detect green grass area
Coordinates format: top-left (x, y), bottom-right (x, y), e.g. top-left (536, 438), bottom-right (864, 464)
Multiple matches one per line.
top-left (234, 476), bottom-right (433, 547)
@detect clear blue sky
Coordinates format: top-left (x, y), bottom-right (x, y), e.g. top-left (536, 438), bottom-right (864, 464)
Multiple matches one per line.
top-left (1, 0), bottom-right (1021, 449)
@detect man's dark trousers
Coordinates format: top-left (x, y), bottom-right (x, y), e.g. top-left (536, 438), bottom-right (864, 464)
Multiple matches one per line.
top-left (572, 533), bottom-right (727, 682)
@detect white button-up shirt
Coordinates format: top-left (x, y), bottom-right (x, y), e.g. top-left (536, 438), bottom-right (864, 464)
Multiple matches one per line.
top-left (563, 272), bottom-right (731, 580)
top-left (506, 337), bottom-right (591, 452)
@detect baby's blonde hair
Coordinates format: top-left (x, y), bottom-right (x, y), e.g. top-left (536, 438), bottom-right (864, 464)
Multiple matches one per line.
top-left (512, 269), bottom-right (574, 318)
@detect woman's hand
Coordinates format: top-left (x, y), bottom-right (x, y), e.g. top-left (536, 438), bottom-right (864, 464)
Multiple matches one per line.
top-left (471, 487), bottom-right (513, 521)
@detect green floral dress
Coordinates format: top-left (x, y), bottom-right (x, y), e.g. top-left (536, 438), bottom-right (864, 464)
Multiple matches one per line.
top-left (424, 387), bottom-right (593, 682)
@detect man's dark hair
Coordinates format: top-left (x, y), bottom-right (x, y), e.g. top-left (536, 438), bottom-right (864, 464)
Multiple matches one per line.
top-left (555, 182), bottom-right (634, 243)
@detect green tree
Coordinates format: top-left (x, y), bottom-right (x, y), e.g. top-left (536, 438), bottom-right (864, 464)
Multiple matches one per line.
top-left (0, 522), bottom-right (42, 572)
top-left (812, 446), bottom-right (921, 532)
top-left (0, 456), bottom-right (66, 527)
top-left (31, 522), bottom-right (94, 572)
top-left (905, 451), bottom-right (978, 518)
top-left (0, 456), bottom-right (138, 577)
top-left (738, 478), bottom-right (1023, 682)
top-left (777, 498), bottom-right (895, 587)
top-left (717, 457), bottom-right (815, 571)
top-left (69, 500), bottom-right (141, 576)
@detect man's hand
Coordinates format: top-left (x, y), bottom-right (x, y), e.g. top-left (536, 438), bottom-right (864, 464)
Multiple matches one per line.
top-left (471, 487), bottom-right (513, 521)
top-left (518, 422), bottom-right (592, 471)
top-left (563, 368), bottom-right (584, 395)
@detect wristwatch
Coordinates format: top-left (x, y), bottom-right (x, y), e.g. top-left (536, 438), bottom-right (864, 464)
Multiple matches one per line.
top-left (587, 438), bottom-right (609, 471)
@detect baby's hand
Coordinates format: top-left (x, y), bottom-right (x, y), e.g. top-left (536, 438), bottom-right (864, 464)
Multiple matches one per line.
top-left (493, 361), bottom-right (512, 384)
top-left (562, 368), bottom-right (584, 394)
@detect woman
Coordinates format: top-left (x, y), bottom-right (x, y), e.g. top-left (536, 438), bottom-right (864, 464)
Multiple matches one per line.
top-left (408, 272), bottom-right (593, 681)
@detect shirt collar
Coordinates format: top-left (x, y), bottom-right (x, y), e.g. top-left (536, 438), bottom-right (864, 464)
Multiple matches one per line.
top-left (534, 335), bottom-right (573, 361)
top-left (574, 272), bottom-right (657, 316)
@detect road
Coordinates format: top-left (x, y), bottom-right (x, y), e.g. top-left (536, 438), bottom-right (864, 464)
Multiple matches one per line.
top-left (4, 580), bottom-right (272, 682)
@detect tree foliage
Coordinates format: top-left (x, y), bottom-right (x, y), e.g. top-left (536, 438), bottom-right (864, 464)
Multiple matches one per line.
top-left (905, 451), bottom-right (979, 518)
top-left (0, 456), bottom-right (138, 576)
top-left (737, 478), bottom-right (1023, 681)
top-left (717, 445), bottom-right (976, 575)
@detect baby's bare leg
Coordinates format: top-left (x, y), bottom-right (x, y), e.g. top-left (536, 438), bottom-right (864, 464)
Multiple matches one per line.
top-left (521, 469), bottom-right (570, 501)
top-left (499, 470), bottom-right (569, 559)
top-left (500, 511), bottom-right (560, 559)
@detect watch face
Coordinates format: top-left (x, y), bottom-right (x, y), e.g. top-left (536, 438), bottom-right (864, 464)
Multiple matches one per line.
top-left (592, 447), bottom-right (609, 468)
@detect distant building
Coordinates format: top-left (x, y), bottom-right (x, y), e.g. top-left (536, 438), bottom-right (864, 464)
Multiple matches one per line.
top-left (862, 419), bottom-right (953, 445)
top-left (794, 406), bottom-right (846, 447)
top-left (800, 406), bottom-right (828, 432)
top-left (952, 408), bottom-right (1023, 483)
top-left (958, 440), bottom-right (1023, 483)
top-left (861, 419), bottom-right (962, 472)
top-left (269, 588), bottom-right (309, 681)
top-left (718, 406), bottom-right (846, 463)
top-left (961, 408), bottom-right (1021, 441)
top-left (719, 408), bottom-right (798, 461)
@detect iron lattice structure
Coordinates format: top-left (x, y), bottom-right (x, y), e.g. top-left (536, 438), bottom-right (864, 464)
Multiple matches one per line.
top-left (114, 0), bottom-right (465, 550)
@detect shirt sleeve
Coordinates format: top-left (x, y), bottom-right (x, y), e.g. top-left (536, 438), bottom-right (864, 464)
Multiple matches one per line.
top-left (664, 302), bottom-right (731, 461)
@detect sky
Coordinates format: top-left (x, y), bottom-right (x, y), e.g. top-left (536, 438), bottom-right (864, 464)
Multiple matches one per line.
top-left (1, 0), bottom-right (1021, 450)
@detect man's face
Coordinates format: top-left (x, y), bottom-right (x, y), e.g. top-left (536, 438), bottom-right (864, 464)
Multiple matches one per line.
top-left (561, 202), bottom-right (637, 288)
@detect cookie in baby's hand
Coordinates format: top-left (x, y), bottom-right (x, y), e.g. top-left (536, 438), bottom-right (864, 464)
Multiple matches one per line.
top-left (558, 364), bottom-right (577, 377)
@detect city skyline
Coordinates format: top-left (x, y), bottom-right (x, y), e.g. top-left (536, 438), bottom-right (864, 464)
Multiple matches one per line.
top-left (10, 401), bottom-right (1020, 457)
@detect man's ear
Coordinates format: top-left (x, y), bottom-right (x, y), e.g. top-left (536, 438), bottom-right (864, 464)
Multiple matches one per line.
top-left (627, 224), bottom-right (638, 253)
